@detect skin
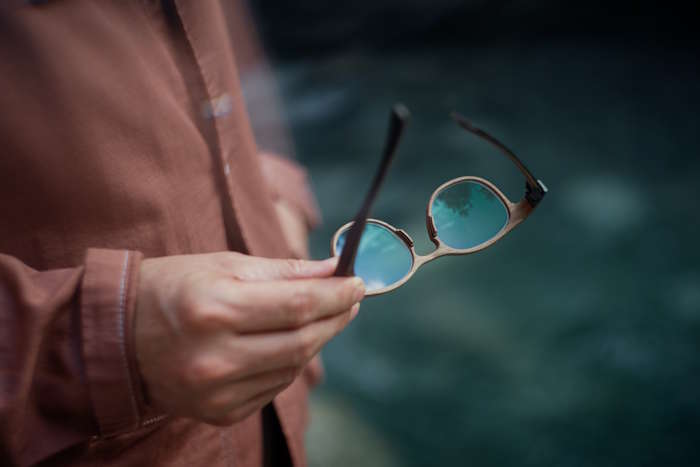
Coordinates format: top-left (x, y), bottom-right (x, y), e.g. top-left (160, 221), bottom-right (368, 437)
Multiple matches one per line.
top-left (134, 201), bottom-right (362, 426)
top-left (135, 253), bottom-right (363, 426)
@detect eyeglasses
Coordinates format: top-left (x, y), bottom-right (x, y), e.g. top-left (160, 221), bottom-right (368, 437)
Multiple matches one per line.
top-left (331, 104), bottom-right (547, 296)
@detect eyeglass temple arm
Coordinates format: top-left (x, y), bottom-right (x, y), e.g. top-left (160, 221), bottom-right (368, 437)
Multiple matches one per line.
top-left (450, 112), bottom-right (547, 206)
top-left (334, 104), bottom-right (411, 277)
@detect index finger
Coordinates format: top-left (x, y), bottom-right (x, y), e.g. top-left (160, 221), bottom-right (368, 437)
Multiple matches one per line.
top-left (213, 276), bottom-right (365, 333)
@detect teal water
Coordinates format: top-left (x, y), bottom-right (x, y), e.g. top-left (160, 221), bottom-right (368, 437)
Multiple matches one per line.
top-left (274, 42), bottom-right (700, 466)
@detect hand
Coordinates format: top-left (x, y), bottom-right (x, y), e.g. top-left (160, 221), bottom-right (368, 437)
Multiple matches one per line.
top-left (134, 252), bottom-right (363, 425)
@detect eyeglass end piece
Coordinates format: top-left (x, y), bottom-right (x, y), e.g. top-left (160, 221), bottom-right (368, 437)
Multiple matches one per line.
top-left (537, 179), bottom-right (548, 194)
top-left (525, 179), bottom-right (548, 206)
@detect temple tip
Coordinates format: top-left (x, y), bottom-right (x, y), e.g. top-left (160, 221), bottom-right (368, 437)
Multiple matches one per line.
top-left (392, 103), bottom-right (411, 122)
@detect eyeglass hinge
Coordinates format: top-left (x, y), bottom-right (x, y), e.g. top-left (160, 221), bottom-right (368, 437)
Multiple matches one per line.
top-left (426, 215), bottom-right (438, 239)
top-left (395, 228), bottom-right (414, 248)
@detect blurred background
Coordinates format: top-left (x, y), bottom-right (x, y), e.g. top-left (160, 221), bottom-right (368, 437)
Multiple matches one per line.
top-left (243, 1), bottom-right (700, 465)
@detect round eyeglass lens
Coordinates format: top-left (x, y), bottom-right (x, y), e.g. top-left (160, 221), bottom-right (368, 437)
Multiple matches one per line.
top-left (431, 180), bottom-right (509, 250)
top-left (334, 222), bottom-right (413, 293)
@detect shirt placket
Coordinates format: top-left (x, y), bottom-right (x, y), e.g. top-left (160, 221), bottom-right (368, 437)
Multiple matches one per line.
top-left (170, 0), bottom-right (289, 261)
top-left (167, 2), bottom-right (301, 467)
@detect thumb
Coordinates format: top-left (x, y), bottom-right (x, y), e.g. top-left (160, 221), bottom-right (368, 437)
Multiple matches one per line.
top-left (233, 255), bottom-right (339, 281)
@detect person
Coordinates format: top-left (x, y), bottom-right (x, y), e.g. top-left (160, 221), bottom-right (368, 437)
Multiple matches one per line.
top-left (0, 1), bottom-right (364, 466)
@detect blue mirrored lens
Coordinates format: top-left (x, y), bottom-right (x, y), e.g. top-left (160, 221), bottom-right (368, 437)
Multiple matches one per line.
top-left (431, 180), bottom-right (508, 249)
top-left (335, 222), bottom-right (413, 292)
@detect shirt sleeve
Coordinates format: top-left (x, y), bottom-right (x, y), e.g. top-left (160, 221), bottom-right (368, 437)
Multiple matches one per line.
top-left (0, 248), bottom-right (147, 466)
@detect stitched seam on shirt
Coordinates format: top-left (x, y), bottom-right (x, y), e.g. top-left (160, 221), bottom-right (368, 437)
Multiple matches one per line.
top-left (220, 429), bottom-right (235, 467)
top-left (117, 251), bottom-right (140, 427)
top-left (173, 3), bottom-right (256, 256)
top-left (142, 414), bottom-right (168, 427)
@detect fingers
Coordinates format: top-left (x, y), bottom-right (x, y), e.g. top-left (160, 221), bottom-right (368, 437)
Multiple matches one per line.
top-left (202, 304), bottom-right (360, 425)
top-left (231, 303), bottom-right (360, 374)
top-left (225, 254), bottom-right (339, 281)
top-left (198, 366), bottom-right (298, 421)
top-left (208, 301), bottom-right (354, 423)
top-left (213, 276), bottom-right (364, 333)
top-left (179, 303), bottom-right (359, 385)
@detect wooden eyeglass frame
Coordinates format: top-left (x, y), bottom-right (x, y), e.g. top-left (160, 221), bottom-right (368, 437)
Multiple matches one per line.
top-left (332, 107), bottom-right (547, 296)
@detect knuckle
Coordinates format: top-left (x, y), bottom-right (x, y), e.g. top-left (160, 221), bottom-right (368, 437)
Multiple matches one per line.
top-left (303, 345), bottom-right (317, 362)
top-left (289, 334), bottom-right (309, 366)
top-left (297, 328), bottom-right (317, 361)
top-left (227, 346), bottom-right (251, 375)
top-left (182, 304), bottom-right (219, 330)
top-left (222, 306), bottom-right (246, 331)
top-left (289, 290), bottom-right (311, 314)
top-left (177, 286), bottom-right (227, 331)
top-left (183, 356), bottom-right (225, 386)
top-left (284, 258), bottom-right (304, 276)
top-left (177, 282), bottom-right (208, 326)
top-left (178, 288), bottom-right (199, 321)
top-left (341, 281), bottom-right (358, 305)
top-left (223, 252), bottom-right (248, 276)
top-left (289, 290), bottom-right (316, 326)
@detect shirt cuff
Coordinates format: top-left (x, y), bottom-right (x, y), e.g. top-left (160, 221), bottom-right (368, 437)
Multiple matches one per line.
top-left (80, 248), bottom-right (145, 437)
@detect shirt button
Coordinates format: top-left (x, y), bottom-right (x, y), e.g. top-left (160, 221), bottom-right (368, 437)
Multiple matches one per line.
top-left (202, 93), bottom-right (232, 119)
top-left (224, 163), bottom-right (231, 175)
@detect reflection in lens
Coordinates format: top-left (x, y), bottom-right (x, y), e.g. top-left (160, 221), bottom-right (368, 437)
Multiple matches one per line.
top-left (335, 222), bottom-right (413, 293)
top-left (431, 180), bottom-right (508, 249)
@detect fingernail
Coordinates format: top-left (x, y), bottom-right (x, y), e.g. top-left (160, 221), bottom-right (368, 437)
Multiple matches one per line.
top-left (305, 257), bottom-right (338, 275)
top-left (351, 277), bottom-right (365, 302)
top-left (318, 257), bottom-right (339, 271)
top-left (350, 303), bottom-right (360, 320)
